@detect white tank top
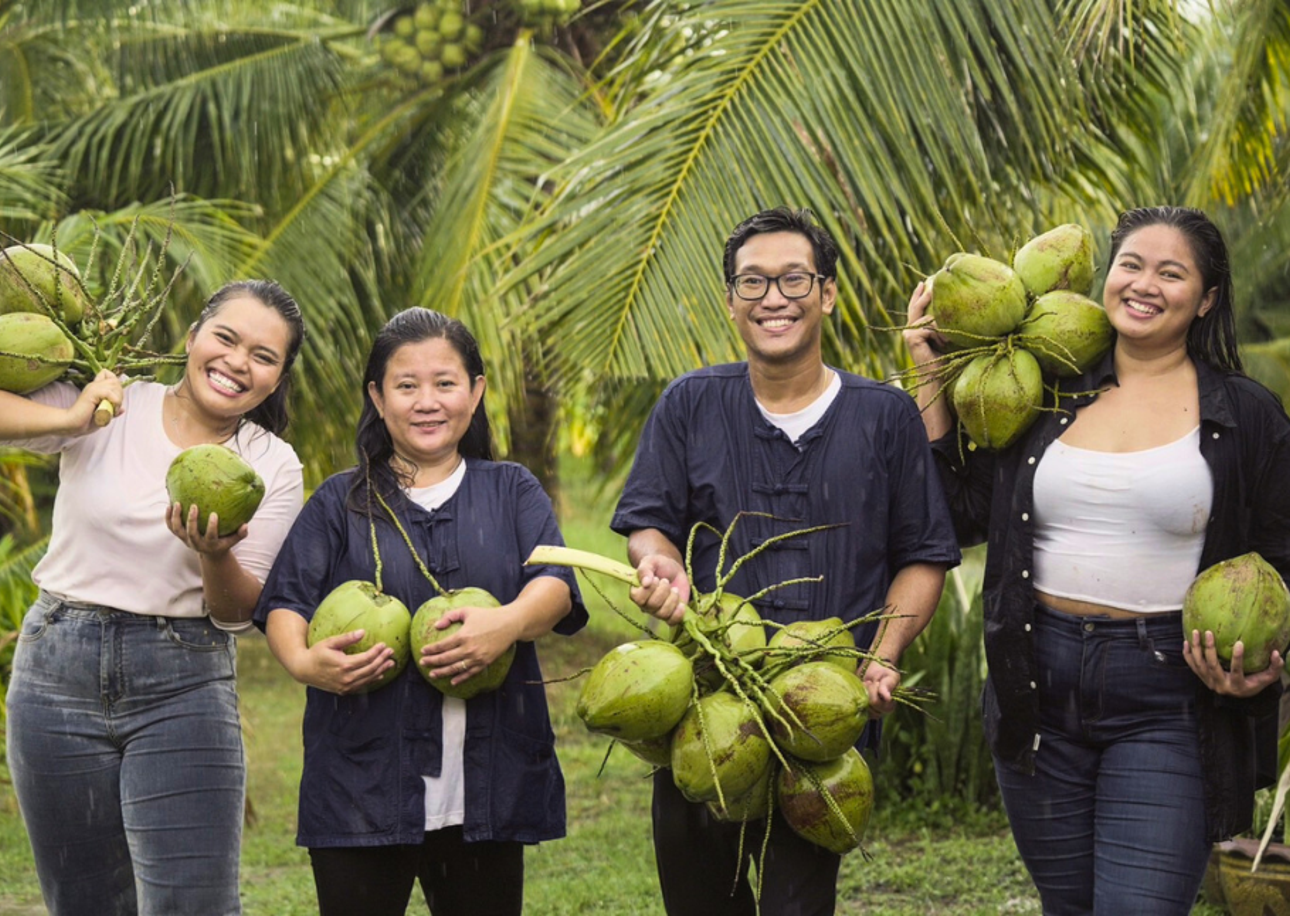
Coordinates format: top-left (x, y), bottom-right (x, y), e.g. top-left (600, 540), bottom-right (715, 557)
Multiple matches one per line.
top-left (1032, 428), bottom-right (1211, 612)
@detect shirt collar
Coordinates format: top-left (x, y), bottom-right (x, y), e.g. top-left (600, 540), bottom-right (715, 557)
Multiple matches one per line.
top-left (1064, 347), bottom-right (1237, 428)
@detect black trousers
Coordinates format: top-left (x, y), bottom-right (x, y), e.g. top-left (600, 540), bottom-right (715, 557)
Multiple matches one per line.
top-left (309, 826), bottom-right (524, 916)
top-left (652, 769), bottom-right (841, 916)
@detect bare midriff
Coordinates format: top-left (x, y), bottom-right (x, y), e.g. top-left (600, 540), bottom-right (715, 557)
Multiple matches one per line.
top-left (1035, 590), bottom-right (1161, 620)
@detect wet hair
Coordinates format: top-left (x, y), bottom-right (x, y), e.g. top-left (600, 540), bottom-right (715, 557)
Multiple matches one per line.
top-left (190, 279), bottom-right (307, 436)
top-left (722, 207), bottom-right (840, 284)
top-left (1107, 206), bottom-right (1242, 373)
top-left (351, 307), bottom-right (492, 509)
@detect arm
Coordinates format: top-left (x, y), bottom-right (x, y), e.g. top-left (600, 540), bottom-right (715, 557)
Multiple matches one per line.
top-left (901, 281), bottom-right (955, 441)
top-left (863, 561), bottom-right (949, 716)
top-left (264, 607), bottom-right (395, 695)
top-left (165, 503), bottom-right (264, 627)
top-left (419, 575), bottom-right (573, 685)
top-left (626, 527), bottom-right (689, 625)
top-left (0, 371), bottom-right (123, 441)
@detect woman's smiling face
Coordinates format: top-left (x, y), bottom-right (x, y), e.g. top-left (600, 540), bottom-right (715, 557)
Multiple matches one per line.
top-left (367, 337), bottom-right (485, 471)
top-left (1102, 223), bottom-right (1216, 353)
top-left (183, 295), bottom-right (292, 422)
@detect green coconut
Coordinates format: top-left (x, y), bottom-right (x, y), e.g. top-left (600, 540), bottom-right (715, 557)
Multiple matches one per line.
top-left (577, 639), bottom-right (694, 741)
top-left (618, 733), bottom-right (674, 768)
top-left (951, 348), bottom-right (1044, 450)
top-left (0, 244), bottom-right (89, 323)
top-left (670, 692), bottom-right (770, 804)
top-left (1012, 224), bottom-right (1095, 298)
top-left (777, 748), bottom-right (874, 854)
top-left (767, 617), bottom-right (857, 673)
top-left (306, 580), bottom-right (413, 693)
top-left (928, 253), bottom-right (1028, 350)
top-left (674, 591), bottom-right (767, 690)
top-left (410, 586), bottom-right (514, 700)
top-left (1182, 553), bottom-right (1290, 673)
top-left (1017, 290), bottom-right (1114, 377)
top-left (765, 662), bottom-right (869, 762)
top-left (0, 312), bottom-right (74, 394)
top-left (707, 758), bottom-right (776, 823)
top-left (165, 443), bottom-right (266, 536)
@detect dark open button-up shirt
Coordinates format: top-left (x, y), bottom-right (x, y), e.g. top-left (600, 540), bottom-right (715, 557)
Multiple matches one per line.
top-left (934, 352), bottom-right (1290, 841)
top-left (612, 363), bottom-right (961, 650)
top-left (254, 462), bottom-right (586, 848)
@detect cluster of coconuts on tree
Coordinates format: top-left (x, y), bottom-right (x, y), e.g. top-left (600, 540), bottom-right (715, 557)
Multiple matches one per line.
top-left (377, 1), bottom-right (487, 85)
top-left (304, 486), bottom-right (515, 697)
top-left (528, 514), bottom-right (928, 865)
top-left (912, 223), bottom-right (1115, 450)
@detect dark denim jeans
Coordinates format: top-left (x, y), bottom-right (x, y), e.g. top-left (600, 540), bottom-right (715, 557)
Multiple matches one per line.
top-left (994, 605), bottom-right (1209, 916)
top-left (6, 593), bottom-right (245, 916)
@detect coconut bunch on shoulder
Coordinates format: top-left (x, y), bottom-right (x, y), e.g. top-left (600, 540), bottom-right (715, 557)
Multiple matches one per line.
top-left (907, 223), bottom-right (1113, 451)
top-left (528, 513), bottom-right (921, 864)
top-left (0, 221), bottom-right (191, 423)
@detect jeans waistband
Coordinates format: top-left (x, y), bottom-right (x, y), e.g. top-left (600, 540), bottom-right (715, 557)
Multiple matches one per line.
top-left (1035, 602), bottom-right (1182, 643)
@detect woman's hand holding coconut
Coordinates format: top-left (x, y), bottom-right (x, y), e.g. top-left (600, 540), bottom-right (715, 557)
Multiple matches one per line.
top-left (1184, 629), bottom-right (1284, 697)
top-left (901, 280), bottom-right (956, 441)
top-left (65, 369), bottom-right (126, 432)
top-left (419, 578), bottom-right (567, 686)
top-left (277, 626), bottom-right (396, 696)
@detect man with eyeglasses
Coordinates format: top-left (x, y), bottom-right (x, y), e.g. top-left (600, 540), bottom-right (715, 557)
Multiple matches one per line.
top-left (612, 206), bottom-right (960, 915)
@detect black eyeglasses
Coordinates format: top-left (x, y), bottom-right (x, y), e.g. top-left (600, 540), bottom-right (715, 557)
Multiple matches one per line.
top-left (728, 272), bottom-right (827, 300)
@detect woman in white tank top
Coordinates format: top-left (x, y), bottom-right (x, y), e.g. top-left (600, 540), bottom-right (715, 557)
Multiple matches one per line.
top-left (904, 207), bottom-right (1290, 915)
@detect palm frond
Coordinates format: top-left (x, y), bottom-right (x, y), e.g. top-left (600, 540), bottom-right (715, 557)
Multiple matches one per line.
top-left (0, 126), bottom-right (66, 227)
top-left (1183, 0), bottom-right (1290, 206)
top-left (411, 38), bottom-right (603, 452)
top-left (512, 0), bottom-right (1104, 393)
top-left (53, 23), bottom-right (350, 206)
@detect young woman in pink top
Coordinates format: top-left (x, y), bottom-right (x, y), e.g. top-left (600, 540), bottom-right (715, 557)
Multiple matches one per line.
top-left (1, 280), bottom-right (307, 916)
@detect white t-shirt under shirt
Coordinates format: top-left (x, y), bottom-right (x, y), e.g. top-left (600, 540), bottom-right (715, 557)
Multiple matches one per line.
top-left (756, 370), bottom-right (842, 444)
top-left (406, 458), bottom-right (469, 832)
top-left (7, 381), bottom-right (304, 631)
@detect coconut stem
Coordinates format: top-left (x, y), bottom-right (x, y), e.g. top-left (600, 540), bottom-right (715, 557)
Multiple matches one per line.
top-left (525, 545), bottom-right (641, 587)
top-left (374, 487), bottom-right (446, 596)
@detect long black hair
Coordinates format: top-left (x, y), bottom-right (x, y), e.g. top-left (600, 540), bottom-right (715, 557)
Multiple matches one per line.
top-left (350, 307), bottom-right (492, 510)
top-left (190, 279), bottom-right (307, 436)
top-left (1107, 206), bottom-right (1242, 373)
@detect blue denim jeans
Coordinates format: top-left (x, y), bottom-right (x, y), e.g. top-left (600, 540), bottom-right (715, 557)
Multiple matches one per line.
top-left (6, 593), bottom-right (245, 916)
top-left (993, 605), bottom-right (1209, 916)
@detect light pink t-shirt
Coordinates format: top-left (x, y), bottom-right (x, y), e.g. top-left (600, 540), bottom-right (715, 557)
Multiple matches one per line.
top-left (8, 381), bottom-right (304, 631)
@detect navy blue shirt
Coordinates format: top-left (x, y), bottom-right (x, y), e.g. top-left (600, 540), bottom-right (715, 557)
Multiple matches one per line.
top-left (253, 461), bottom-right (587, 848)
top-left (611, 363), bottom-right (961, 651)
top-left (934, 353), bottom-right (1290, 840)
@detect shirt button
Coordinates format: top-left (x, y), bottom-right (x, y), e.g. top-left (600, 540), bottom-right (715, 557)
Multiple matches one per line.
top-left (1059, 417), bottom-right (1069, 425)
top-left (1021, 512), bottom-right (1029, 522)
top-left (1024, 623), bottom-right (1032, 632)
top-left (1021, 570), bottom-right (1030, 579)
top-left (1029, 681), bottom-right (1037, 690)
top-left (1084, 622), bottom-right (1095, 633)
top-left (1212, 432), bottom-right (1220, 439)
top-left (773, 599), bottom-right (786, 610)
top-left (1028, 456), bottom-right (1037, 465)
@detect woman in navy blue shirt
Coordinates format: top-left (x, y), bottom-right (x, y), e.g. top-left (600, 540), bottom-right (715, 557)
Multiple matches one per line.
top-left (254, 307), bottom-right (586, 916)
